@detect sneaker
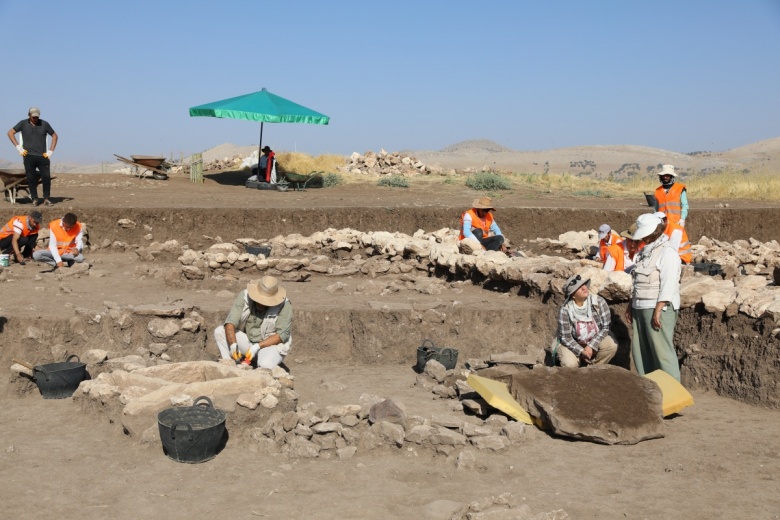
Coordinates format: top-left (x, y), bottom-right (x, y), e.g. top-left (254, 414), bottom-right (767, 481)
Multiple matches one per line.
top-left (43, 199), bottom-right (53, 206)
top-left (32, 199), bottom-right (41, 206)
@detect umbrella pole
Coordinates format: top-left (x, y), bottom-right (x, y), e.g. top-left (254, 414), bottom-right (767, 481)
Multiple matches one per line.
top-left (258, 122), bottom-right (264, 163)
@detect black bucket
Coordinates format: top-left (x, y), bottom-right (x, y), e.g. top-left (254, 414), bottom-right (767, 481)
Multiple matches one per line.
top-left (245, 244), bottom-right (272, 257)
top-left (34, 354), bottom-right (88, 399)
top-left (644, 192), bottom-right (657, 207)
top-left (157, 396), bottom-right (227, 464)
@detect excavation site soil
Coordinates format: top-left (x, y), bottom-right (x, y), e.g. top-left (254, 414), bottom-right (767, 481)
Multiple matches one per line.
top-left (1, 172), bottom-right (779, 520)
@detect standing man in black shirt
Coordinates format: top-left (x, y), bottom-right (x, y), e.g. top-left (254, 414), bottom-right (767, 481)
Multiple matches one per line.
top-left (7, 107), bottom-right (58, 206)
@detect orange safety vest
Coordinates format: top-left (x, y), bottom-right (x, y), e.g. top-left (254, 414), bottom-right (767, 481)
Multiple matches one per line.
top-left (49, 219), bottom-right (81, 255)
top-left (599, 231), bottom-right (623, 262)
top-left (664, 220), bottom-right (692, 264)
top-left (459, 209), bottom-right (494, 240)
top-left (0, 215), bottom-right (39, 240)
top-left (604, 242), bottom-right (625, 272)
top-left (655, 183), bottom-right (686, 224)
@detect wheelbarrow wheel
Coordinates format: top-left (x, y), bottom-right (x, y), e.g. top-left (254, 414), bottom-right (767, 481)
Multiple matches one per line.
top-left (152, 172), bottom-right (169, 181)
top-left (276, 182), bottom-right (289, 192)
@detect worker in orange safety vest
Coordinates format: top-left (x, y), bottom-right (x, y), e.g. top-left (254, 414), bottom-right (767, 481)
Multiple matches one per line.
top-left (654, 164), bottom-right (688, 226)
top-left (655, 211), bottom-right (692, 264)
top-left (0, 210), bottom-right (42, 264)
top-left (459, 196), bottom-right (508, 252)
top-left (597, 224), bottom-right (623, 263)
top-left (32, 212), bottom-right (84, 268)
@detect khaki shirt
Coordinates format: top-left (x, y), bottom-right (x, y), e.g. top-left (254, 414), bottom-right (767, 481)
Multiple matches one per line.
top-left (225, 289), bottom-right (292, 344)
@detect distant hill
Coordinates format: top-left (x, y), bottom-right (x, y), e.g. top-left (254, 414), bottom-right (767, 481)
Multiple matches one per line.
top-left (440, 139), bottom-right (515, 154)
top-left (2, 137), bottom-right (778, 177)
top-left (407, 138), bottom-right (780, 179)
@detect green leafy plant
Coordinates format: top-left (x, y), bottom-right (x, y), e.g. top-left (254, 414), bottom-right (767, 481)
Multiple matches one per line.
top-left (377, 176), bottom-right (409, 188)
top-left (465, 172), bottom-right (512, 191)
top-left (443, 176), bottom-right (457, 185)
top-left (321, 173), bottom-right (343, 188)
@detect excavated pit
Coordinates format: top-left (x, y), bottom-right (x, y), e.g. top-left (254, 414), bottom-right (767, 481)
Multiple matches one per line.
top-left (2, 205), bottom-right (778, 409)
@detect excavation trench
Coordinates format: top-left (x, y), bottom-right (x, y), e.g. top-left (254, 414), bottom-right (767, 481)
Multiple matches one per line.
top-left (2, 205), bottom-right (778, 411)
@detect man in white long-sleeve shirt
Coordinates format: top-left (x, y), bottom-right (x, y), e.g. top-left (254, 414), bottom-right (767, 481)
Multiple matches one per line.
top-left (33, 213), bottom-right (84, 268)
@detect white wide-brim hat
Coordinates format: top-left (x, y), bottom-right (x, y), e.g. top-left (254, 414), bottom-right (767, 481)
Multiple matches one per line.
top-left (659, 164), bottom-right (677, 177)
top-left (632, 213), bottom-right (664, 240)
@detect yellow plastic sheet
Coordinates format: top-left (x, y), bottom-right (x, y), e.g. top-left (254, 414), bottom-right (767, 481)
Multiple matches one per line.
top-left (466, 374), bottom-right (537, 425)
top-left (644, 370), bottom-right (695, 416)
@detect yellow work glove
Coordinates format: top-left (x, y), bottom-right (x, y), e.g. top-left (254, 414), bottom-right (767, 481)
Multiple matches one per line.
top-left (16, 145), bottom-right (27, 157)
top-left (43, 150), bottom-right (53, 159)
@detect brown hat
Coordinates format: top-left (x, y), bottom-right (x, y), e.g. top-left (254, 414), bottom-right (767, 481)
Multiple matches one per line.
top-left (619, 224), bottom-right (637, 240)
top-left (247, 276), bottom-right (286, 306)
top-left (471, 196), bottom-right (495, 211)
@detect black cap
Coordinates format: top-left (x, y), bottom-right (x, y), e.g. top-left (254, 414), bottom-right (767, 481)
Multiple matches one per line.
top-left (30, 210), bottom-right (43, 222)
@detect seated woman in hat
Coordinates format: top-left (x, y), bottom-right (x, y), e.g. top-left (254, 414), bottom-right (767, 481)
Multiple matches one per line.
top-left (459, 196), bottom-right (507, 252)
top-left (550, 273), bottom-right (617, 367)
top-left (214, 276), bottom-right (292, 369)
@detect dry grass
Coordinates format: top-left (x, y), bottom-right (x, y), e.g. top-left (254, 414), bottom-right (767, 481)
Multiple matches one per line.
top-left (268, 153), bottom-right (780, 200)
top-left (275, 152), bottom-right (345, 176)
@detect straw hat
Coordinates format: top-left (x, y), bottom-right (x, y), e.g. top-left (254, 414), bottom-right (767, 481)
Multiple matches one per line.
top-left (619, 223), bottom-right (637, 240)
top-left (247, 276), bottom-right (286, 306)
top-left (471, 196), bottom-right (496, 210)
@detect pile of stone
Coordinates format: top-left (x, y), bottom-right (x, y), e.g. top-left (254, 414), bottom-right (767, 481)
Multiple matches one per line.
top-left (254, 391), bottom-right (525, 460)
top-left (340, 149), bottom-right (444, 176)
top-left (170, 227), bottom-right (780, 321)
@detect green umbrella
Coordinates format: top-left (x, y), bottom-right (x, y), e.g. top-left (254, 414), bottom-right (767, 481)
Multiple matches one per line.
top-left (189, 87), bottom-right (329, 159)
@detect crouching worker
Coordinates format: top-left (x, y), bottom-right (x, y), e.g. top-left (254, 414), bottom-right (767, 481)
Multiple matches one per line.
top-left (0, 210), bottom-right (42, 264)
top-left (214, 276), bottom-right (292, 369)
top-left (459, 196), bottom-right (507, 252)
top-left (550, 273), bottom-right (617, 367)
top-left (33, 213), bottom-right (84, 268)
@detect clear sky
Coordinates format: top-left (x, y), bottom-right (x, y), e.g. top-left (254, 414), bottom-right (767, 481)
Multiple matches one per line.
top-left (1, 0), bottom-right (779, 164)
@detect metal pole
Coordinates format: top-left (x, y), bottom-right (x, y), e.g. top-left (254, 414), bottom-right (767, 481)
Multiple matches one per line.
top-left (258, 122), bottom-right (264, 160)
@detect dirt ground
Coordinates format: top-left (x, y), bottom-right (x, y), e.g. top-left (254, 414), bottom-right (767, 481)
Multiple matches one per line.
top-left (1, 171), bottom-right (779, 520)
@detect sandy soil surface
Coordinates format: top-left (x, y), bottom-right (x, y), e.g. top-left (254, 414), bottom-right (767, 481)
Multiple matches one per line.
top-left (1, 171), bottom-right (779, 520)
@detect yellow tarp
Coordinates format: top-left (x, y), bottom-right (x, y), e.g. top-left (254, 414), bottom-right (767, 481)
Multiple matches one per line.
top-left (644, 370), bottom-right (695, 416)
top-left (466, 374), bottom-right (537, 426)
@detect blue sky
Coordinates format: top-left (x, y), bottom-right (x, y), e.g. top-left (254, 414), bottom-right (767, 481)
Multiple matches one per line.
top-left (1, 0), bottom-right (779, 163)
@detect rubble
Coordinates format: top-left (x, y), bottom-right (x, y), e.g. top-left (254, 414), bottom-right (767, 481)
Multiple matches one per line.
top-left (169, 227), bottom-right (780, 319)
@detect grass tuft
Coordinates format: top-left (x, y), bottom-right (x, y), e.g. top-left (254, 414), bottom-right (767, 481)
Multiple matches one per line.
top-left (377, 176), bottom-right (409, 188)
top-left (465, 172), bottom-right (512, 191)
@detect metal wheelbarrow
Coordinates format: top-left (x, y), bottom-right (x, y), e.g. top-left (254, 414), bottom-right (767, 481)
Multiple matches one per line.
top-left (114, 154), bottom-right (170, 180)
top-left (278, 171), bottom-right (323, 191)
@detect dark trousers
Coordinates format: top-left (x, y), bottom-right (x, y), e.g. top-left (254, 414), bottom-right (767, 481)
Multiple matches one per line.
top-left (23, 155), bottom-right (51, 200)
top-left (472, 229), bottom-right (504, 251)
top-left (0, 234), bottom-right (38, 258)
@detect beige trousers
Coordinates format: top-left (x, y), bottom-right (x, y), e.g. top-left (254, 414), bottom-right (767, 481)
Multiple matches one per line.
top-left (557, 334), bottom-right (618, 368)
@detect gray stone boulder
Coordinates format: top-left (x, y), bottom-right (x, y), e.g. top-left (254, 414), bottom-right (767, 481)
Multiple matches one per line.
top-left (507, 365), bottom-right (665, 445)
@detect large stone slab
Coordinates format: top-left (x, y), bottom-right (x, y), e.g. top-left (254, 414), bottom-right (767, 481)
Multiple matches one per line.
top-left (507, 365), bottom-right (665, 445)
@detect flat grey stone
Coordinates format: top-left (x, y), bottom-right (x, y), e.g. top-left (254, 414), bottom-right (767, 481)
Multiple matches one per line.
top-left (508, 365), bottom-right (665, 445)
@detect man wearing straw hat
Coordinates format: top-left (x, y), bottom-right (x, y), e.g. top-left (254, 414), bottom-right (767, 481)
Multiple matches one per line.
top-left (214, 276), bottom-right (292, 369)
top-left (458, 196), bottom-right (508, 252)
